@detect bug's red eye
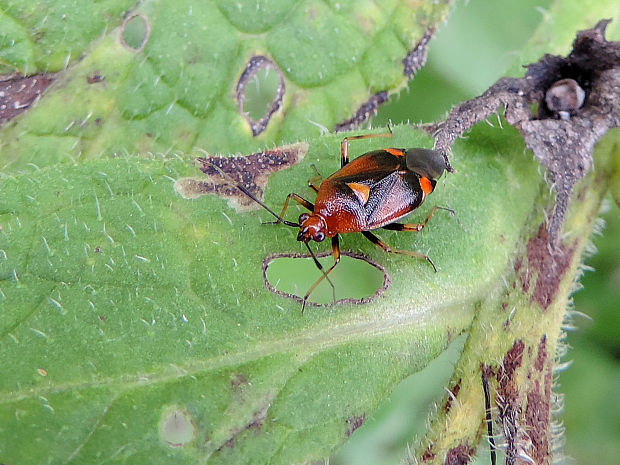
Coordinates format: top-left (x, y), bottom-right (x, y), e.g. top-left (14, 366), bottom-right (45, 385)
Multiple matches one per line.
top-left (314, 231), bottom-right (325, 242)
top-left (299, 213), bottom-right (310, 224)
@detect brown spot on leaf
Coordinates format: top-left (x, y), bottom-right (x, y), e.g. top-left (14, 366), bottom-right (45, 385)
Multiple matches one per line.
top-left (526, 225), bottom-right (574, 310)
top-left (434, 20), bottom-right (620, 242)
top-left (515, 254), bottom-right (531, 294)
top-left (334, 92), bottom-right (388, 132)
top-left (175, 143), bottom-right (307, 208)
top-left (498, 340), bottom-right (525, 387)
top-left (496, 340), bottom-right (525, 465)
top-left (422, 445), bottom-right (436, 461)
top-left (525, 379), bottom-right (551, 465)
top-left (524, 337), bottom-right (553, 465)
top-left (247, 407), bottom-right (267, 431)
top-left (444, 378), bottom-right (461, 414)
top-left (219, 404), bottom-right (269, 451)
top-left (403, 28), bottom-right (435, 79)
top-left (514, 257), bottom-right (522, 274)
top-left (444, 443), bottom-right (474, 465)
top-left (87, 72), bottom-right (105, 84)
top-left (345, 413), bottom-right (366, 437)
top-left (231, 373), bottom-right (248, 392)
top-left (535, 335), bottom-right (547, 372)
top-left (494, 337), bottom-right (555, 465)
top-left (0, 74), bottom-right (55, 125)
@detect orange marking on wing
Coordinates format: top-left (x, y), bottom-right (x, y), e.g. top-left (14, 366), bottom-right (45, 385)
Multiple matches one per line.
top-left (346, 182), bottom-right (371, 205)
top-left (420, 176), bottom-right (434, 195)
top-left (384, 148), bottom-right (404, 157)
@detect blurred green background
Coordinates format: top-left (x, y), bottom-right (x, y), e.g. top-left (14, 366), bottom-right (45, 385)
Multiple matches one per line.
top-left (330, 0), bottom-right (620, 464)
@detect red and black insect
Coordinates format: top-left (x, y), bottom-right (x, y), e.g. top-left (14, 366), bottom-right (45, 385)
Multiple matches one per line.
top-left (210, 131), bottom-right (451, 312)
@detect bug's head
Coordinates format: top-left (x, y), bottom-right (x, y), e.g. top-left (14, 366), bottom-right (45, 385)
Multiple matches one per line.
top-left (297, 213), bottom-right (327, 243)
top-left (405, 148), bottom-right (448, 181)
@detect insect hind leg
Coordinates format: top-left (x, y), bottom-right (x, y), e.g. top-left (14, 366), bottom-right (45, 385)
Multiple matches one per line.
top-left (381, 206), bottom-right (456, 232)
top-left (361, 231), bottom-right (437, 272)
top-left (308, 175), bottom-right (322, 193)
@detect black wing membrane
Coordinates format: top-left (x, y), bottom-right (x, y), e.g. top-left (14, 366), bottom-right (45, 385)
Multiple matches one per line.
top-left (404, 148), bottom-right (447, 180)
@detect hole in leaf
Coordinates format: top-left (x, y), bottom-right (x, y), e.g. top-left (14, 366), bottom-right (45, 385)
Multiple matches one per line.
top-left (159, 407), bottom-right (195, 448)
top-left (120, 14), bottom-right (150, 53)
top-left (243, 67), bottom-right (282, 122)
top-left (237, 56), bottom-right (285, 136)
top-left (264, 251), bottom-right (388, 307)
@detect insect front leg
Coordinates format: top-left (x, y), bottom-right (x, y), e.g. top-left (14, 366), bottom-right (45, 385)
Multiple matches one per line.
top-left (308, 175), bottom-right (322, 193)
top-left (301, 236), bottom-right (341, 313)
top-left (264, 193), bottom-right (315, 226)
top-left (361, 231), bottom-right (437, 272)
top-left (307, 164), bottom-right (323, 193)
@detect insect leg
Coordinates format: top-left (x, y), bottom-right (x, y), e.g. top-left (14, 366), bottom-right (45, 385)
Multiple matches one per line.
top-left (340, 126), bottom-right (394, 168)
top-left (361, 231), bottom-right (437, 272)
top-left (264, 193), bottom-right (315, 225)
top-left (307, 164), bottom-right (323, 193)
top-left (381, 206), bottom-right (456, 232)
top-left (308, 175), bottom-right (322, 193)
top-left (301, 236), bottom-right (341, 313)
top-left (381, 223), bottom-right (424, 232)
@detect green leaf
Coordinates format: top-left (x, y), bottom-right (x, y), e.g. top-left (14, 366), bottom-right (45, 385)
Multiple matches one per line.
top-left (0, 0), bottom-right (135, 74)
top-left (0, 122), bottom-right (540, 463)
top-left (2, 0), bottom-right (618, 463)
top-left (0, 0), bottom-right (453, 172)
